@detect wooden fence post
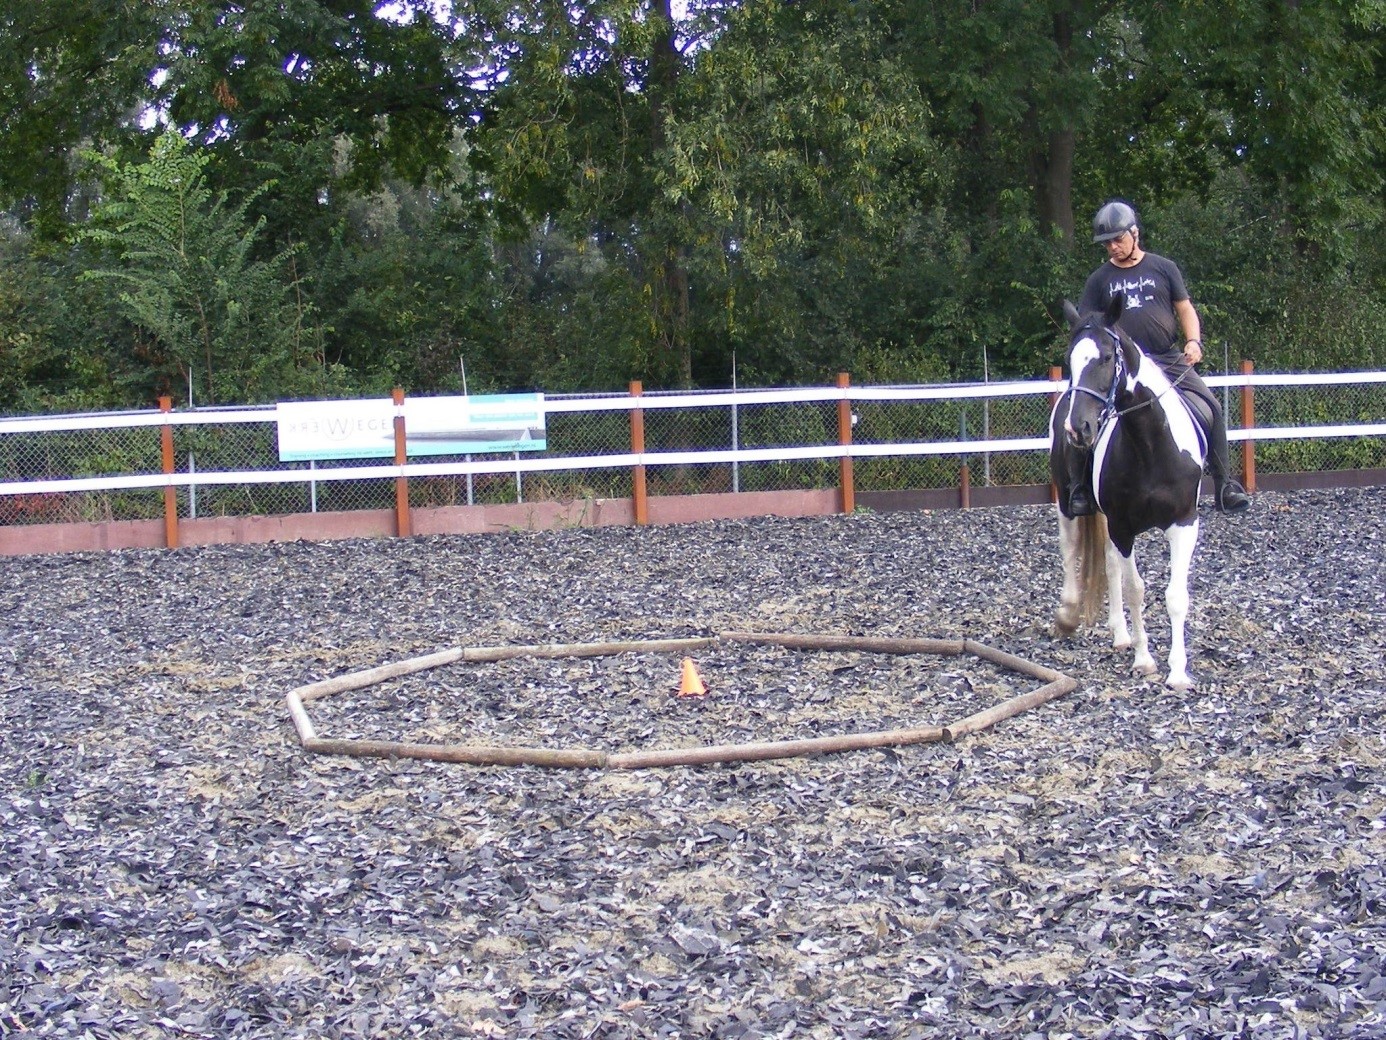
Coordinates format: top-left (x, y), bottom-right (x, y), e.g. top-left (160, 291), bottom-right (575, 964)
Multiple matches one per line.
top-left (1240, 360), bottom-right (1256, 493)
top-left (837, 372), bottom-right (854, 514)
top-left (630, 381), bottom-right (647, 525)
top-left (393, 387), bottom-right (411, 537)
top-left (160, 396), bottom-right (178, 549)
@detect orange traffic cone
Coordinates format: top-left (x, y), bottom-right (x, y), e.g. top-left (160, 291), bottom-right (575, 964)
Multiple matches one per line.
top-left (678, 658), bottom-right (707, 698)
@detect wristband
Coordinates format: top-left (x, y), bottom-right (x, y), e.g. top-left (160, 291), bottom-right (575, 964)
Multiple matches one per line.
top-left (1185, 339), bottom-right (1202, 347)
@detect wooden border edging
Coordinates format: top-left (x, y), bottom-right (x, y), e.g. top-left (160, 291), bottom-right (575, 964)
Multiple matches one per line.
top-left (722, 631), bottom-right (967, 656)
top-left (942, 676), bottom-right (1078, 741)
top-left (606, 726), bottom-right (950, 769)
top-left (285, 631), bottom-right (1077, 770)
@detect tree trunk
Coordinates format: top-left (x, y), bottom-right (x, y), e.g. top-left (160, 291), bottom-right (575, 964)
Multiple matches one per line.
top-left (1032, 125), bottom-right (1076, 244)
top-left (1029, 5), bottom-right (1078, 246)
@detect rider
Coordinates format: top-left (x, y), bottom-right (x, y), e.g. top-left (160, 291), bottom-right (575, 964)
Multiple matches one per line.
top-left (1069, 200), bottom-right (1252, 515)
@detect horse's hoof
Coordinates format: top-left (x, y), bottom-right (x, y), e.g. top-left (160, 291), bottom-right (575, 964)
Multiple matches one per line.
top-left (1112, 639), bottom-right (1132, 652)
top-left (1055, 608), bottom-right (1079, 635)
top-left (1166, 674), bottom-right (1195, 692)
top-left (1132, 659), bottom-right (1158, 677)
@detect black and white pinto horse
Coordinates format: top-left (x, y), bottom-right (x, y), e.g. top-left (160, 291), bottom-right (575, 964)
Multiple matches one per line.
top-left (1049, 296), bottom-right (1206, 690)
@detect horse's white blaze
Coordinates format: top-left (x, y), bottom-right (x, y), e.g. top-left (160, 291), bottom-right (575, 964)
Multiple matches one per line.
top-left (1063, 336), bottom-right (1102, 435)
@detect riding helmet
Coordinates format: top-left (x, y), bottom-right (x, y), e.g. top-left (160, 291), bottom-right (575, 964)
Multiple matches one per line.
top-left (1092, 200), bottom-right (1139, 243)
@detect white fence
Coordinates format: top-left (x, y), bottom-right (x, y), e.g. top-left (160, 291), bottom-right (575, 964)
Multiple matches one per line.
top-left (2, 370), bottom-right (1384, 527)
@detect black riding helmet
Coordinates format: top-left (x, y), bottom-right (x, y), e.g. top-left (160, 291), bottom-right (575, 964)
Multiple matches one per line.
top-left (1092, 201), bottom-right (1139, 244)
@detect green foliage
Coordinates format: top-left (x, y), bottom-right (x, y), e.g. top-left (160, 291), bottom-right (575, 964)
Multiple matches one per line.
top-left (0, 0), bottom-right (163, 237)
top-left (79, 131), bottom-right (329, 404)
top-left (0, 0), bottom-right (1383, 417)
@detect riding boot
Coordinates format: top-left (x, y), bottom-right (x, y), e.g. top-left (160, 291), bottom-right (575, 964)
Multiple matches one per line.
top-left (1066, 446), bottom-right (1097, 516)
top-left (1206, 411), bottom-right (1251, 513)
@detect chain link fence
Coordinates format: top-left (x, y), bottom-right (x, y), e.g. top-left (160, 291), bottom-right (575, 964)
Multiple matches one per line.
top-left (1230, 380), bottom-right (1386, 473)
top-left (2, 377), bottom-right (1383, 527)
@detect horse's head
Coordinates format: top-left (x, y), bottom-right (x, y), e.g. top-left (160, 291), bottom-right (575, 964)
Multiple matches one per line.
top-left (1059, 296), bottom-right (1141, 448)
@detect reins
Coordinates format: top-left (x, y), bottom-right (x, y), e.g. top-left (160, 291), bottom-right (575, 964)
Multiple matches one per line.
top-left (1069, 325), bottom-right (1194, 431)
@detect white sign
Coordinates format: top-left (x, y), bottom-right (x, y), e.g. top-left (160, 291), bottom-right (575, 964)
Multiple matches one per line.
top-left (277, 394), bottom-right (547, 462)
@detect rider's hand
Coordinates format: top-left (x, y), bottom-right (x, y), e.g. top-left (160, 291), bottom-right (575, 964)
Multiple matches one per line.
top-left (1183, 339), bottom-right (1203, 365)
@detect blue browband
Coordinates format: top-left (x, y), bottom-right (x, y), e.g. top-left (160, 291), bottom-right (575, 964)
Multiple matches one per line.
top-left (1069, 325), bottom-right (1125, 431)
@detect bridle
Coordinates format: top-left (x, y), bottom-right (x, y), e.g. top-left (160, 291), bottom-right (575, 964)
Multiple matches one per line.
top-left (1068, 323), bottom-right (1194, 432)
top-left (1067, 324), bottom-right (1126, 433)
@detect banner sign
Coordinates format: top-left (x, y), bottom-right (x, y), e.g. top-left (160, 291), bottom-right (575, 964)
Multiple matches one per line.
top-left (277, 394), bottom-right (546, 462)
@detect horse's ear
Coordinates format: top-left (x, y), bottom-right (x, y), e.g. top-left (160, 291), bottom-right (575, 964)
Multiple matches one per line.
top-left (1063, 300), bottom-right (1081, 330)
top-left (1104, 293), bottom-right (1125, 327)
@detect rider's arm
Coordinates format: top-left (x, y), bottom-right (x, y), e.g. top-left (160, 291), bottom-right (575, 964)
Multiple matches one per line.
top-left (1174, 298), bottom-right (1203, 365)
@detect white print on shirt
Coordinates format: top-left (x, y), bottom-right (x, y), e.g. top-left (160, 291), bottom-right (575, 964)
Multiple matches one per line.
top-left (1110, 275), bottom-right (1157, 310)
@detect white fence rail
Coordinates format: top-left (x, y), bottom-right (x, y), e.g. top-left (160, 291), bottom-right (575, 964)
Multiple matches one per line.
top-left (2, 370), bottom-right (1384, 508)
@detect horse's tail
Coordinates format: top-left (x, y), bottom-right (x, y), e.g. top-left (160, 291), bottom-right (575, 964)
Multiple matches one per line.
top-left (1057, 512), bottom-right (1110, 633)
top-left (1076, 513), bottom-right (1109, 625)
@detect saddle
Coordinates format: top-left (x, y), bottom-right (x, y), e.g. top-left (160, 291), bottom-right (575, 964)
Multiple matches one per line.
top-left (1171, 380), bottom-right (1214, 457)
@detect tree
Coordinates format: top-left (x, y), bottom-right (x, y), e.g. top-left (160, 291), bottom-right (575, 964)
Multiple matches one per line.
top-left (1, 0), bottom-right (470, 239)
top-left (890, 0), bottom-right (1111, 245)
top-left (0, 0), bottom-right (163, 237)
top-left (80, 130), bottom-right (326, 404)
top-left (660, 1), bottom-right (948, 381)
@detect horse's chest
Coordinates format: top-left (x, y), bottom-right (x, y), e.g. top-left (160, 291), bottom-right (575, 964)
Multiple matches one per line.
top-left (1094, 420), bottom-right (1201, 529)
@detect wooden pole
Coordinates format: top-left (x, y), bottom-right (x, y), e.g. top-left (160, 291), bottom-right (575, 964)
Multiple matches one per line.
top-left (837, 372), bottom-right (854, 514)
top-left (462, 636), bottom-right (718, 663)
top-left (608, 726), bottom-right (948, 770)
top-left (1240, 359), bottom-right (1256, 493)
top-left (291, 637), bottom-right (719, 703)
top-left (160, 396), bottom-right (178, 549)
top-left (963, 638), bottom-right (1072, 682)
top-left (721, 631), bottom-right (966, 656)
top-left (630, 380), bottom-right (647, 525)
top-left (286, 690), bottom-right (318, 742)
top-left (392, 387), bottom-right (411, 537)
top-left (304, 736), bottom-right (608, 769)
top-left (960, 461), bottom-right (971, 509)
top-left (943, 676), bottom-right (1078, 740)
top-left (293, 647), bottom-right (470, 703)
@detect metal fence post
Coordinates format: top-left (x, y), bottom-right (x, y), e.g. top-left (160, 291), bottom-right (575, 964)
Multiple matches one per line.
top-left (630, 381), bottom-right (647, 525)
top-left (837, 372), bottom-right (854, 514)
top-left (1240, 360), bottom-right (1257, 493)
top-left (160, 396), bottom-right (179, 549)
top-left (393, 387), bottom-right (411, 537)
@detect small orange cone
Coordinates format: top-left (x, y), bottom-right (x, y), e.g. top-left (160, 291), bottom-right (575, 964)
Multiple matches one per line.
top-left (678, 658), bottom-right (707, 698)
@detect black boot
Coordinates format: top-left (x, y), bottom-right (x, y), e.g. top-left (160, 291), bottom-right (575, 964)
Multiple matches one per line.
top-left (1217, 480), bottom-right (1251, 513)
top-left (1066, 447), bottom-right (1097, 517)
top-left (1206, 409), bottom-right (1251, 513)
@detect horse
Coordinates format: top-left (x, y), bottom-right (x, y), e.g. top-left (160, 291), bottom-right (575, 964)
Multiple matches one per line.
top-left (1049, 295), bottom-right (1206, 691)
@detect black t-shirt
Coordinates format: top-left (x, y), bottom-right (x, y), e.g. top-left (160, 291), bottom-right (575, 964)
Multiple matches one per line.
top-left (1078, 252), bottom-right (1190, 363)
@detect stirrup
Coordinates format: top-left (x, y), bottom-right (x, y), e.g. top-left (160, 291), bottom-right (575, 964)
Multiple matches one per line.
top-left (1216, 482), bottom-right (1251, 513)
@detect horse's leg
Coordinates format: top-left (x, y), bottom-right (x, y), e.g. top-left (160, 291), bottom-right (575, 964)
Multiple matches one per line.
top-left (1108, 542), bottom-right (1155, 674)
top-left (1102, 540), bottom-right (1129, 648)
top-left (1055, 513), bottom-right (1084, 634)
top-left (1163, 520), bottom-right (1199, 691)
